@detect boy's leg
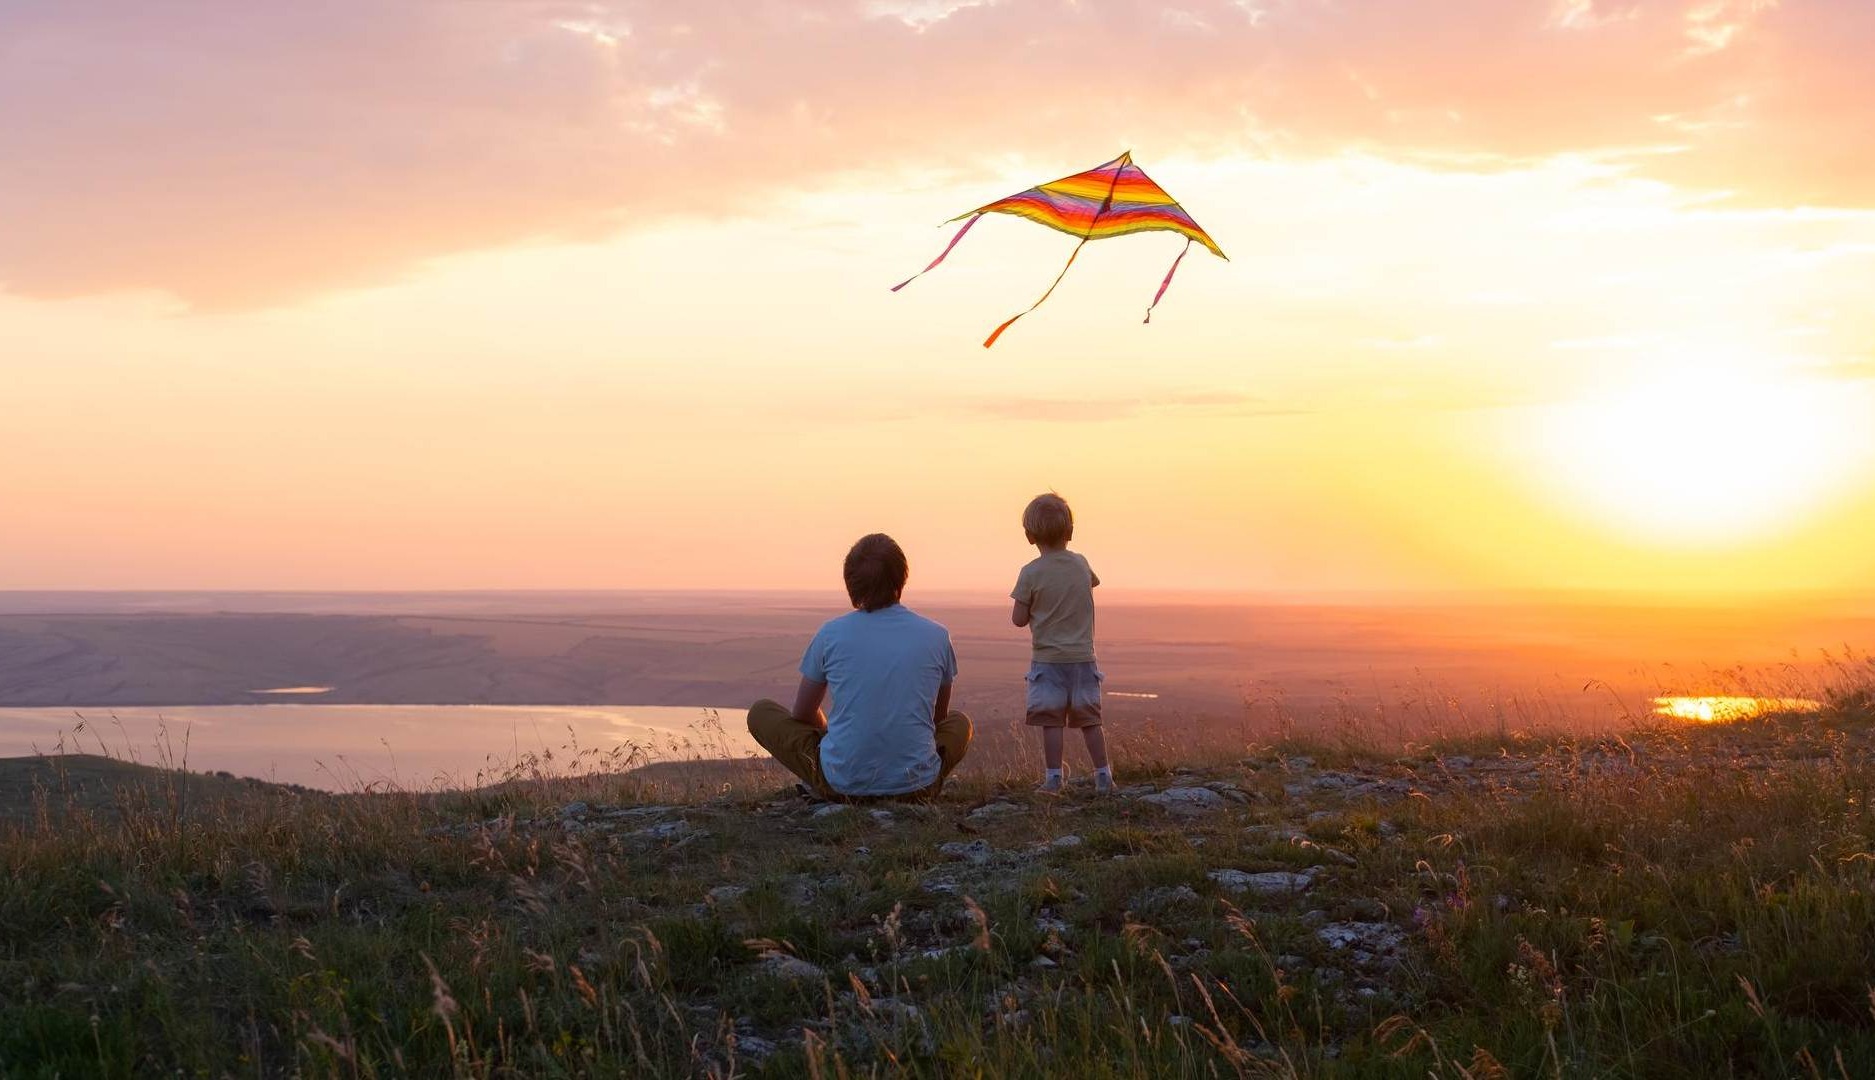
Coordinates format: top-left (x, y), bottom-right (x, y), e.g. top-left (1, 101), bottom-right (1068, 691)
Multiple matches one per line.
top-left (934, 710), bottom-right (973, 789)
top-left (746, 699), bottom-right (834, 796)
top-left (1070, 664), bottom-right (1113, 791)
top-left (1026, 661), bottom-right (1070, 790)
top-left (1042, 726), bottom-right (1065, 770)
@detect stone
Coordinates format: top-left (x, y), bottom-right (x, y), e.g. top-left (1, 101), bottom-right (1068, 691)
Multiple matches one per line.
top-left (1141, 787), bottom-right (1231, 817)
top-left (937, 839), bottom-right (993, 864)
top-left (558, 801), bottom-right (589, 818)
top-left (758, 953), bottom-right (826, 982)
top-left (1030, 955), bottom-right (1058, 969)
top-left (733, 1033), bottom-right (779, 1063)
top-left (1050, 834), bottom-right (1084, 849)
top-left (1131, 884), bottom-right (1202, 911)
top-left (968, 801), bottom-right (1021, 821)
top-left (1208, 868), bottom-right (1319, 896)
top-left (869, 809), bottom-right (897, 825)
top-left (780, 876), bottom-right (819, 905)
top-left (706, 885), bottom-right (747, 905)
top-left (1245, 824), bottom-right (1309, 844)
top-left (1285, 756), bottom-right (1315, 770)
top-left (1316, 921), bottom-right (1408, 968)
top-left (812, 803), bottom-right (852, 818)
top-left (633, 820), bottom-right (705, 843)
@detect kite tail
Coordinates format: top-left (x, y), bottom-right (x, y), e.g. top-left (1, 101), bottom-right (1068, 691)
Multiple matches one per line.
top-left (891, 214), bottom-right (982, 292)
top-left (1143, 239), bottom-right (1193, 325)
top-left (984, 237), bottom-right (1088, 348)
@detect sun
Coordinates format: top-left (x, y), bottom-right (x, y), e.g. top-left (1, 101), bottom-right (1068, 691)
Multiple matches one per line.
top-left (1526, 359), bottom-right (1873, 546)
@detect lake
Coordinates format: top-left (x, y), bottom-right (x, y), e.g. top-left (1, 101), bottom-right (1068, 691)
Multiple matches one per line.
top-left (0, 704), bottom-right (758, 791)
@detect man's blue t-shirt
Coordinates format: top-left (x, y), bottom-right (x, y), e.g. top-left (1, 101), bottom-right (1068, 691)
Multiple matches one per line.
top-left (800, 604), bottom-right (958, 796)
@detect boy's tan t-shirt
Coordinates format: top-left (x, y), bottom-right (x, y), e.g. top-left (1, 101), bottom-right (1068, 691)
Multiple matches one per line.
top-left (1011, 550), bottom-right (1099, 663)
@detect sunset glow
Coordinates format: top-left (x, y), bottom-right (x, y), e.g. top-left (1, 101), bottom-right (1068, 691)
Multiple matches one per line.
top-left (5, 2), bottom-right (1875, 595)
top-left (1653, 696), bottom-right (1825, 723)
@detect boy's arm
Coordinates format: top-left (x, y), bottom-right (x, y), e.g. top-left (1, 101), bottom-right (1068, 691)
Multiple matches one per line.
top-left (790, 677), bottom-right (829, 732)
top-left (933, 680), bottom-right (952, 723)
top-left (1011, 565), bottom-right (1033, 626)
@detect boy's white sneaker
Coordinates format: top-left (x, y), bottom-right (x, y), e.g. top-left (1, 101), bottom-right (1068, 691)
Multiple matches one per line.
top-left (1093, 771), bottom-right (1115, 794)
top-left (1038, 774), bottom-right (1064, 794)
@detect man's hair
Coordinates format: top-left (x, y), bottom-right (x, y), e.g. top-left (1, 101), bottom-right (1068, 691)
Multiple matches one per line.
top-left (1022, 493), bottom-right (1074, 545)
top-left (843, 533), bottom-right (909, 612)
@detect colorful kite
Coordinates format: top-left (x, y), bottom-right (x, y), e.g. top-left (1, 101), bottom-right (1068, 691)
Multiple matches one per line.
top-left (892, 151), bottom-right (1226, 347)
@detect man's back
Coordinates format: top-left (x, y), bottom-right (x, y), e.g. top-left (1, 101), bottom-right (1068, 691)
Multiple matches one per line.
top-left (801, 604), bottom-right (957, 795)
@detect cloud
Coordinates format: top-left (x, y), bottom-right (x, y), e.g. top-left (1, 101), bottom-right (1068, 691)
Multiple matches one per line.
top-left (950, 390), bottom-right (1306, 423)
top-left (2, 0), bottom-right (1871, 306)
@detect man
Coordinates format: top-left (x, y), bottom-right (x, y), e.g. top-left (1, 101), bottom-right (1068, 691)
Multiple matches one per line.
top-left (746, 533), bottom-right (972, 800)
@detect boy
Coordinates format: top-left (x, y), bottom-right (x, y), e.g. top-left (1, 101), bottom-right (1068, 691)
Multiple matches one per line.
top-left (1010, 493), bottom-right (1111, 794)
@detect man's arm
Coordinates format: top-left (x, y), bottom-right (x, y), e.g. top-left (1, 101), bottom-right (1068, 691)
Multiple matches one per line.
top-left (791, 677), bottom-right (829, 732)
top-left (1011, 599), bottom-right (1032, 627)
top-left (933, 680), bottom-right (952, 723)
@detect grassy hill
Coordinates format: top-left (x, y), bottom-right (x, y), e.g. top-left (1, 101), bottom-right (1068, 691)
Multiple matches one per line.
top-left (3, 710), bottom-right (1874, 1077)
top-left (0, 752), bottom-right (317, 825)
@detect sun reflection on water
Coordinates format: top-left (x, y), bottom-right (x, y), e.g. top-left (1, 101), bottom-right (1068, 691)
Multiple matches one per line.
top-left (1653, 696), bottom-right (1823, 723)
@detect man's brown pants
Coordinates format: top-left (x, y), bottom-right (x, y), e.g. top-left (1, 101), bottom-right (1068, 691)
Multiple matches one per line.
top-left (745, 699), bottom-right (971, 801)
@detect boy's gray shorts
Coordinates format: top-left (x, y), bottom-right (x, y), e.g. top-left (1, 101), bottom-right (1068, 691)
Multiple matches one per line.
top-left (1025, 660), bottom-right (1103, 728)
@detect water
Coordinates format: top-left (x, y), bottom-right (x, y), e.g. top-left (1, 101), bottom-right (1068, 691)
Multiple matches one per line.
top-left (1651, 696), bottom-right (1823, 723)
top-left (0, 705), bottom-right (756, 791)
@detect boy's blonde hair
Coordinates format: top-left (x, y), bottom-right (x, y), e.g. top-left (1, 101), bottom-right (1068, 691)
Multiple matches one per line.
top-left (1022, 493), bottom-right (1074, 545)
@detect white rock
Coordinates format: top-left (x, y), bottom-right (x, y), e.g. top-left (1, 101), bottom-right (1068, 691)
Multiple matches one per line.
top-left (1208, 867), bottom-right (1319, 896)
top-left (1141, 787), bottom-right (1231, 817)
top-left (1315, 921), bottom-right (1408, 968)
top-left (733, 1033), bottom-right (779, 1062)
top-left (937, 839), bottom-right (993, 863)
top-left (812, 803), bottom-right (852, 818)
top-left (758, 954), bottom-right (825, 982)
top-left (706, 885), bottom-right (747, 905)
top-left (634, 820), bottom-right (705, 842)
top-left (968, 801), bottom-right (1022, 821)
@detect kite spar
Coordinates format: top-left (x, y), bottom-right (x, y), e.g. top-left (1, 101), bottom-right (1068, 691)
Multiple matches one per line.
top-left (892, 151), bottom-right (1226, 347)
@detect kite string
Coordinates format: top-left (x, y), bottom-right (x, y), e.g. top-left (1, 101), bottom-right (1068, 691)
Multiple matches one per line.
top-left (1143, 238), bottom-right (1193, 324)
top-left (984, 157), bottom-right (1126, 348)
top-left (982, 236), bottom-right (1089, 348)
top-left (890, 214), bottom-right (982, 292)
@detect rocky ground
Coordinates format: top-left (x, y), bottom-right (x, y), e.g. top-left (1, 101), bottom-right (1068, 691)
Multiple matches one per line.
top-left (415, 719), bottom-right (1875, 1075)
top-left (9, 713), bottom-right (1875, 1077)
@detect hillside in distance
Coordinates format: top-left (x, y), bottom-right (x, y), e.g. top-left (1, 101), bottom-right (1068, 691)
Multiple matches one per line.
top-left (2, 590), bottom-right (1871, 735)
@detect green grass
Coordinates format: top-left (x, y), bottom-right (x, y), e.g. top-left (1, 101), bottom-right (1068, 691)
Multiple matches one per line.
top-left (3, 707), bottom-right (1874, 1077)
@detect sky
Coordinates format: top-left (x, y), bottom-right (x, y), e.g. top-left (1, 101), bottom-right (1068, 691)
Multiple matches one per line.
top-left (5, 0), bottom-right (1875, 595)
